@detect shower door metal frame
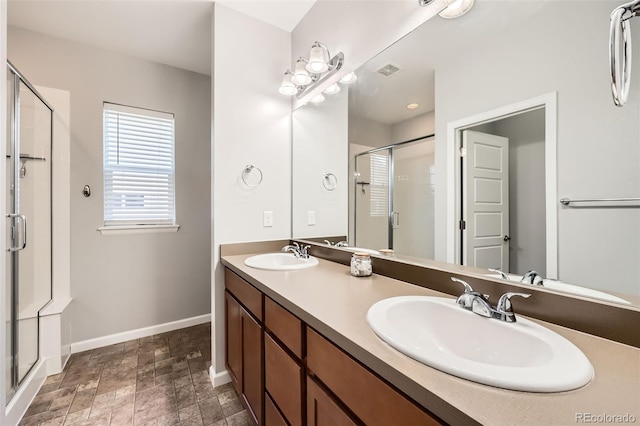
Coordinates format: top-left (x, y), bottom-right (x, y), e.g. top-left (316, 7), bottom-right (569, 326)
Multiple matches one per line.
top-left (6, 61), bottom-right (54, 401)
top-left (353, 134), bottom-right (434, 250)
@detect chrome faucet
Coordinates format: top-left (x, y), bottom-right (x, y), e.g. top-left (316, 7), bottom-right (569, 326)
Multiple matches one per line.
top-left (488, 268), bottom-right (509, 280)
top-left (282, 242), bottom-right (311, 259)
top-left (335, 241), bottom-right (349, 247)
top-left (520, 270), bottom-right (544, 287)
top-left (451, 277), bottom-right (531, 323)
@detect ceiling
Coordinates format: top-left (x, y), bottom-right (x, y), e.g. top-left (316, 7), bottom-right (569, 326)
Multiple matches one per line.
top-left (7, 0), bottom-right (316, 76)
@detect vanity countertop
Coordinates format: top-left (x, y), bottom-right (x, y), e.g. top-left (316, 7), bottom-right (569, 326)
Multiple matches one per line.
top-left (221, 254), bottom-right (640, 426)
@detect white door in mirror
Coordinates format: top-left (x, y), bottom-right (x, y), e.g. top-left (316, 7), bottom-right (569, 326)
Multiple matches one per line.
top-left (367, 296), bottom-right (594, 392)
top-left (244, 253), bottom-right (319, 271)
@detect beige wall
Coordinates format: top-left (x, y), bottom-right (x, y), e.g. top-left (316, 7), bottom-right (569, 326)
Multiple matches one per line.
top-left (8, 26), bottom-right (212, 343)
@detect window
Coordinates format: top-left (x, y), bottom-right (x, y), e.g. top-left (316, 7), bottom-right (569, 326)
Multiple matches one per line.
top-left (369, 153), bottom-right (388, 217)
top-left (103, 103), bottom-right (176, 227)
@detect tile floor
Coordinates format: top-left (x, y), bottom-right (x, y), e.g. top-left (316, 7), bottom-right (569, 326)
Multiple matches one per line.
top-left (19, 323), bottom-right (251, 426)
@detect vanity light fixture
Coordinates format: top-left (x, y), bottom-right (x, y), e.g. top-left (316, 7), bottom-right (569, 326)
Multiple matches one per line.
top-left (278, 71), bottom-right (297, 96)
top-left (311, 94), bottom-right (326, 104)
top-left (406, 103), bottom-right (420, 109)
top-left (340, 72), bottom-right (358, 84)
top-left (293, 58), bottom-right (313, 86)
top-left (439, 0), bottom-right (475, 19)
top-left (279, 41), bottom-right (344, 99)
top-left (324, 83), bottom-right (341, 95)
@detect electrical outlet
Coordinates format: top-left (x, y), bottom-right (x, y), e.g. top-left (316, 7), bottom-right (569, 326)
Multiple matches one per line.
top-left (307, 210), bottom-right (316, 226)
top-left (263, 211), bottom-right (273, 227)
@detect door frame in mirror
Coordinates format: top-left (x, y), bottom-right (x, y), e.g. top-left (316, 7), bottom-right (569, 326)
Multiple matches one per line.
top-left (445, 92), bottom-right (558, 278)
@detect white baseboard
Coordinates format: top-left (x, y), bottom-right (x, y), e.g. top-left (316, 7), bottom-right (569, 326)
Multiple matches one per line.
top-left (209, 365), bottom-right (231, 388)
top-left (70, 314), bottom-right (211, 354)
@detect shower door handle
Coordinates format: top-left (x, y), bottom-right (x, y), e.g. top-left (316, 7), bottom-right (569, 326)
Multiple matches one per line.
top-left (6, 214), bottom-right (27, 252)
top-left (392, 211), bottom-right (400, 229)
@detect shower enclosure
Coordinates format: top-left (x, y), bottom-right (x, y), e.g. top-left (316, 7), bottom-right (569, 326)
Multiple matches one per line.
top-left (5, 62), bottom-right (52, 402)
top-left (353, 135), bottom-right (435, 258)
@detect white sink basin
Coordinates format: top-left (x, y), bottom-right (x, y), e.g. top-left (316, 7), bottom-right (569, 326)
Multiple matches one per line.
top-left (340, 246), bottom-right (380, 255)
top-left (367, 296), bottom-right (593, 392)
top-left (486, 273), bottom-right (630, 305)
top-left (244, 253), bottom-right (319, 271)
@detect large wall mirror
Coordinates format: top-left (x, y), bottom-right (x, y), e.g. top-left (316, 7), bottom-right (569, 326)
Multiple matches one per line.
top-left (292, 0), bottom-right (640, 307)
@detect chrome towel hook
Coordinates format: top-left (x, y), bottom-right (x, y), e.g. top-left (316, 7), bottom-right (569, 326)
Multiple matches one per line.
top-left (610, 0), bottom-right (640, 106)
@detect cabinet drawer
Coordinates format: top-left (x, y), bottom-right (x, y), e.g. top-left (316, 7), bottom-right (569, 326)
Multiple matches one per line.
top-left (265, 297), bottom-right (303, 359)
top-left (265, 333), bottom-right (303, 426)
top-left (307, 329), bottom-right (441, 426)
top-left (265, 393), bottom-right (287, 426)
top-left (225, 268), bottom-right (262, 321)
top-left (307, 376), bottom-right (358, 426)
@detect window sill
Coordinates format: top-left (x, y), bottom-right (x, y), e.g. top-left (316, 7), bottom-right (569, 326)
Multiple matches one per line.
top-left (97, 224), bottom-right (180, 236)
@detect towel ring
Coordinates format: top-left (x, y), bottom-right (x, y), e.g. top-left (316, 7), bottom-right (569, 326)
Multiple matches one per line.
top-left (609, 0), bottom-right (640, 106)
top-left (242, 165), bottom-right (263, 187)
top-left (322, 172), bottom-right (337, 191)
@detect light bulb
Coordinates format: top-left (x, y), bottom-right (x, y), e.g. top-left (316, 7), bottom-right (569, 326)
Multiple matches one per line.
top-left (279, 71), bottom-right (297, 96)
top-left (311, 94), bottom-right (325, 103)
top-left (406, 103), bottom-right (420, 110)
top-left (323, 84), bottom-right (341, 95)
top-left (340, 72), bottom-right (358, 84)
top-left (293, 59), bottom-right (312, 86)
top-left (306, 44), bottom-right (329, 74)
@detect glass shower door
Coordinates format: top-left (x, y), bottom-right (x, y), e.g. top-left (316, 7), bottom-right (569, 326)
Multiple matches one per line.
top-left (6, 64), bottom-right (52, 401)
top-left (354, 150), bottom-right (390, 250)
top-left (392, 140), bottom-right (435, 258)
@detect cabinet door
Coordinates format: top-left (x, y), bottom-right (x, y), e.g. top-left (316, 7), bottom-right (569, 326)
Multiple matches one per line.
top-left (307, 377), bottom-right (358, 426)
top-left (242, 309), bottom-right (263, 425)
top-left (307, 329), bottom-right (441, 426)
top-left (225, 291), bottom-right (242, 395)
top-left (265, 393), bottom-right (287, 426)
top-left (265, 333), bottom-right (303, 426)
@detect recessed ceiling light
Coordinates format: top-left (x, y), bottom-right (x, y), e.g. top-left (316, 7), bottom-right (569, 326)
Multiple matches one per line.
top-left (439, 0), bottom-right (475, 19)
top-left (406, 103), bottom-right (420, 110)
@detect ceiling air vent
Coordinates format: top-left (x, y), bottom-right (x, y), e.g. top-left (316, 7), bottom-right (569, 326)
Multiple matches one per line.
top-left (375, 63), bottom-right (403, 77)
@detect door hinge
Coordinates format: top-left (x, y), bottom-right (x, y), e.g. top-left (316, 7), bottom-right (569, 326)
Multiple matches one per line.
top-left (459, 220), bottom-right (466, 230)
top-left (459, 147), bottom-right (467, 157)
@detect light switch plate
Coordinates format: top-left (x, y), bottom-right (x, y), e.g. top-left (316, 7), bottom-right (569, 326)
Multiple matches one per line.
top-left (307, 210), bottom-right (316, 226)
top-left (263, 211), bottom-right (273, 227)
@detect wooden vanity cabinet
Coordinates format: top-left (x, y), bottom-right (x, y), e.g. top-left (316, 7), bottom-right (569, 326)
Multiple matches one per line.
top-left (225, 270), bottom-right (263, 425)
top-left (224, 267), bottom-right (442, 426)
top-left (264, 297), bottom-right (305, 426)
top-left (307, 328), bottom-right (441, 426)
top-left (307, 376), bottom-right (358, 426)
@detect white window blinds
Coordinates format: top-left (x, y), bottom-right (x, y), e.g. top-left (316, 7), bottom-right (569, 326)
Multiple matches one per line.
top-left (103, 103), bottom-right (176, 226)
top-left (369, 153), bottom-right (389, 217)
